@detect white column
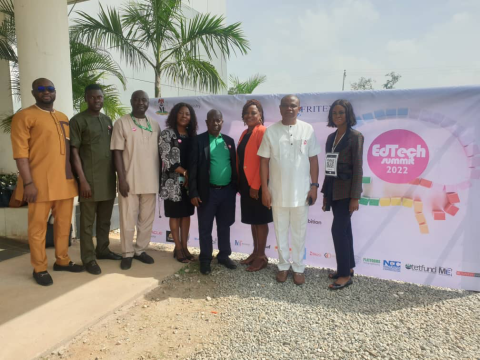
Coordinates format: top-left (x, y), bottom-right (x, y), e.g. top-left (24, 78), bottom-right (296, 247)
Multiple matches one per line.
top-left (14, 1), bottom-right (78, 237)
top-left (14, 0), bottom-right (73, 118)
top-left (0, 13), bottom-right (16, 174)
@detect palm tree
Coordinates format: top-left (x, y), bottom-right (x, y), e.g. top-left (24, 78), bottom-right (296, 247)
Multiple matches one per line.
top-left (69, 41), bottom-right (128, 117)
top-left (71, 0), bottom-right (250, 98)
top-left (228, 73), bottom-right (267, 95)
top-left (0, 0), bottom-right (128, 133)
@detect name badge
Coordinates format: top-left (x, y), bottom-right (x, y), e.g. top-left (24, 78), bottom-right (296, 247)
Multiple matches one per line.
top-left (325, 153), bottom-right (339, 177)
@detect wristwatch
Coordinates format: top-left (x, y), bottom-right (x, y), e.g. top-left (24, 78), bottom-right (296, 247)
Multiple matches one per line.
top-left (310, 183), bottom-right (319, 188)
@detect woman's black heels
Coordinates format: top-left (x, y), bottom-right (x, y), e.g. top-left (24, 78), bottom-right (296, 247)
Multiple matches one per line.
top-left (173, 247), bottom-right (190, 263)
top-left (181, 245), bottom-right (195, 261)
top-left (329, 277), bottom-right (353, 290)
top-left (328, 269), bottom-right (354, 280)
top-left (185, 252), bottom-right (195, 261)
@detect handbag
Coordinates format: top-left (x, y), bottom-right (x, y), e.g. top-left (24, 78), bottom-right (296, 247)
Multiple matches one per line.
top-left (45, 214), bottom-right (72, 248)
top-left (8, 186), bottom-right (27, 208)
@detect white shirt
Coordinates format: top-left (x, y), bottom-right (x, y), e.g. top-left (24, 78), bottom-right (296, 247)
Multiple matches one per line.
top-left (258, 119), bottom-right (321, 207)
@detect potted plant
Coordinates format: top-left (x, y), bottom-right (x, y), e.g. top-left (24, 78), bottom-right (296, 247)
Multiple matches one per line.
top-left (0, 173), bottom-right (17, 207)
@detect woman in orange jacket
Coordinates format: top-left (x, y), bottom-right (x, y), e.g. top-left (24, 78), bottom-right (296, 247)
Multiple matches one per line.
top-left (237, 99), bottom-right (273, 271)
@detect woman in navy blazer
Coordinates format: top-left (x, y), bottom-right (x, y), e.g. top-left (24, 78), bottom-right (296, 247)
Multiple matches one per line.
top-left (321, 99), bottom-right (364, 290)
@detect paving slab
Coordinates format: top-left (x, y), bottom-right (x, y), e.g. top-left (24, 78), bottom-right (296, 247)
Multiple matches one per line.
top-left (0, 239), bottom-right (183, 360)
top-left (0, 236), bottom-right (30, 262)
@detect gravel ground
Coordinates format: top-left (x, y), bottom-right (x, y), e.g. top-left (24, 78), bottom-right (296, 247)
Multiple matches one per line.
top-left (184, 251), bottom-right (480, 360)
top-left (54, 244), bottom-right (480, 360)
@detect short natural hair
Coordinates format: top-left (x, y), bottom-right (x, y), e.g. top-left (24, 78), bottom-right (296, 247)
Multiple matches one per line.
top-left (280, 94), bottom-right (300, 106)
top-left (32, 78), bottom-right (52, 89)
top-left (327, 99), bottom-right (357, 128)
top-left (84, 84), bottom-right (103, 94)
top-left (165, 102), bottom-right (198, 137)
top-left (207, 109), bottom-right (222, 120)
top-left (242, 99), bottom-right (265, 124)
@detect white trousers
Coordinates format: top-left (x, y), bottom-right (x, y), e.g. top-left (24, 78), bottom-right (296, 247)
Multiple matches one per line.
top-left (272, 205), bottom-right (309, 273)
top-left (118, 193), bottom-right (156, 258)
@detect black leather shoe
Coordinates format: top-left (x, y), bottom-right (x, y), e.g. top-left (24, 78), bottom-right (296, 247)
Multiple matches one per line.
top-left (53, 261), bottom-right (85, 273)
top-left (200, 262), bottom-right (211, 275)
top-left (96, 251), bottom-right (122, 261)
top-left (120, 257), bottom-right (133, 270)
top-left (134, 252), bottom-right (154, 264)
top-left (328, 277), bottom-right (353, 290)
top-left (328, 269), bottom-right (354, 280)
top-left (33, 270), bottom-right (53, 286)
top-left (85, 260), bottom-right (102, 275)
top-left (217, 257), bottom-right (237, 270)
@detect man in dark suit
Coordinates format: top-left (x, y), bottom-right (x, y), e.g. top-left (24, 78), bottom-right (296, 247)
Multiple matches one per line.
top-left (189, 109), bottom-right (238, 275)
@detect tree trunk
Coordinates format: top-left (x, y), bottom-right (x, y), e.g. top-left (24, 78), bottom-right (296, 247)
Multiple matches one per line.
top-left (155, 66), bottom-right (161, 98)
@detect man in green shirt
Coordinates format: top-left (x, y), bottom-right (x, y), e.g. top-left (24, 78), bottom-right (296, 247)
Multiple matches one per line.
top-left (189, 109), bottom-right (238, 275)
top-left (70, 84), bottom-right (122, 275)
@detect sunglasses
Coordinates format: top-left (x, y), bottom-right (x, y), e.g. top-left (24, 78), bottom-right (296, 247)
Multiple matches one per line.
top-left (36, 86), bottom-right (56, 93)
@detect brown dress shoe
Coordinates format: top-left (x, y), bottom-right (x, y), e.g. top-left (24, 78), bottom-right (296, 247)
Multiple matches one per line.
top-left (293, 272), bottom-right (305, 285)
top-left (276, 270), bottom-right (289, 283)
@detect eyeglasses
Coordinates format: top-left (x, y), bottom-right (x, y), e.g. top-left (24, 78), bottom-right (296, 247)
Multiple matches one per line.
top-left (36, 86), bottom-right (56, 93)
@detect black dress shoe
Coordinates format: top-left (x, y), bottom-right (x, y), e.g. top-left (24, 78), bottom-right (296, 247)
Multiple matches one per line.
top-left (121, 257), bottom-right (133, 270)
top-left (328, 277), bottom-right (353, 290)
top-left (33, 270), bottom-right (53, 286)
top-left (200, 262), bottom-right (211, 275)
top-left (85, 260), bottom-right (102, 275)
top-left (53, 261), bottom-right (85, 273)
top-left (328, 269), bottom-right (354, 280)
top-left (134, 252), bottom-right (154, 264)
top-left (96, 251), bottom-right (122, 261)
top-left (217, 257), bottom-right (237, 270)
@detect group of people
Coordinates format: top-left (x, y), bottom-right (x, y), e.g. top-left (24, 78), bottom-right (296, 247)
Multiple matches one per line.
top-left (10, 77), bottom-right (364, 291)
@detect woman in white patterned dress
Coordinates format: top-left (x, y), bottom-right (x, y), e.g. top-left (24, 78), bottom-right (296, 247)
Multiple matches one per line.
top-left (159, 103), bottom-right (198, 263)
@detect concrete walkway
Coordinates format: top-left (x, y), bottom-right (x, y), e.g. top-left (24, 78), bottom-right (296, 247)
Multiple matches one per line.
top-left (0, 239), bottom-right (183, 360)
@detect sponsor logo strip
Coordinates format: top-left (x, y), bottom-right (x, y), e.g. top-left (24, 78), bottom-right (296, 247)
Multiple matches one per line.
top-left (456, 271), bottom-right (480, 277)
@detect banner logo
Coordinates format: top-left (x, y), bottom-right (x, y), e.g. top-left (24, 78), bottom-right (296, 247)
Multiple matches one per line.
top-left (405, 264), bottom-right (436, 273)
top-left (297, 104), bottom-right (330, 117)
top-left (234, 240), bottom-right (251, 247)
top-left (438, 267), bottom-right (453, 276)
top-left (456, 271), bottom-right (480, 277)
top-left (156, 98), bottom-right (169, 115)
top-left (363, 257), bottom-right (380, 266)
top-left (368, 130), bottom-right (429, 184)
top-left (383, 260), bottom-right (401, 272)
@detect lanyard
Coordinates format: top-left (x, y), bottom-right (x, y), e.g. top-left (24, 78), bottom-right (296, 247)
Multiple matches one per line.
top-left (130, 114), bottom-right (152, 132)
top-left (332, 131), bottom-right (346, 152)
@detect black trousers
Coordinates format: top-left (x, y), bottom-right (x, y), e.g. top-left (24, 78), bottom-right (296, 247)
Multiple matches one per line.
top-left (331, 198), bottom-right (356, 277)
top-left (197, 184), bottom-right (236, 263)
